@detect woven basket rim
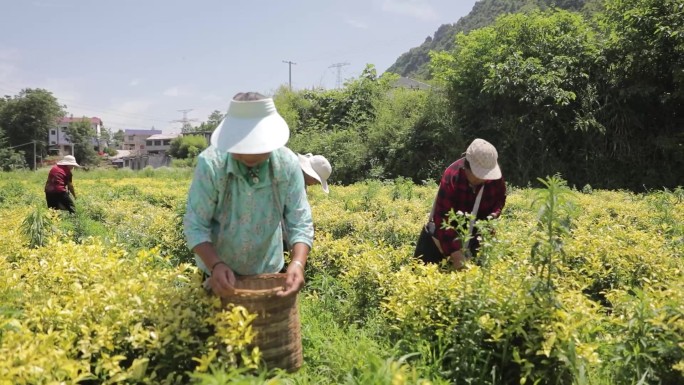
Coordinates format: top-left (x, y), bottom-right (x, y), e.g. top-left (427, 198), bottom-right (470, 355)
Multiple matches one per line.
top-left (225, 273), bottom-right (288, 298)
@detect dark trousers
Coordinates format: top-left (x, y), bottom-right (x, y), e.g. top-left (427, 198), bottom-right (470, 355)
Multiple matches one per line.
top-left (45, 192), bottom-right (75, 214)
top-left (414, 226), bottom-right (480, 264)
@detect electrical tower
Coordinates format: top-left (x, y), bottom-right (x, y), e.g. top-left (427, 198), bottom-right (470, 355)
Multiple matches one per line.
top-left (282, 60), bottom-right (297, 90)
top-left (171, 109), bottom-right (198, 133)
top-left (329, 62), bottom-right (350, 89)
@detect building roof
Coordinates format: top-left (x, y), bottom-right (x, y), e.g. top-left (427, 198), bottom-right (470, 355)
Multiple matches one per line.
top-left (58, 116), bottom-right (103, 125)
top-left (147, 133), bottom-right (180, 141)
top-left (109, 150), bottom-right (132, 160)
top-left (124, 129), bottom-right (162, 136)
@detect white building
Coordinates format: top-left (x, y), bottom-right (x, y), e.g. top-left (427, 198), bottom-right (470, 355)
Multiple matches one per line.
top-left (145, 133), bottom-right (180, 154)
top-left (48, 117), bottom-right (104, 155)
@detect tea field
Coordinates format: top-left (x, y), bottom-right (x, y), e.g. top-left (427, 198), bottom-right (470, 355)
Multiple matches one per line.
top-left (0, 168), bottom-right (682, 384)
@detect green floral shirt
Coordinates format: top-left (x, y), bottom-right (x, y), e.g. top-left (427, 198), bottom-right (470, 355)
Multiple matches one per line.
top-left (183, 146), bottom-right (314, 275)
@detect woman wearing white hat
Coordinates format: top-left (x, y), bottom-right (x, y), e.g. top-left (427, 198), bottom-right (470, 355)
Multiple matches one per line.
top-left (184, 92), bottom-right (314, 298)
top-left (44, 155), bottom-right (81, 214)
top-left (414, 138), bottom-right (507, 269)
top-left (298, 153), bottom-right (332, 193)
top-left (281, 153), bottom-right (332, 251)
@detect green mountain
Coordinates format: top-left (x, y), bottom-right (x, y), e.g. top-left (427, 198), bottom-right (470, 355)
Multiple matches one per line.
top-left (386, 0), bottom-right (602, 79)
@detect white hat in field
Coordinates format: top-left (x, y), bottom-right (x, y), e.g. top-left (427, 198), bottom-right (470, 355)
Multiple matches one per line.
top-left (57, 155), bottom-right (81, 167)
top-left (210, 95), bottom-right (289, 154)
top-left (298, 153), bottom-right (332, 193)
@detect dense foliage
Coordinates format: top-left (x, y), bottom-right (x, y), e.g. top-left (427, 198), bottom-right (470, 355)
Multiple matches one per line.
top-left (65, 119), bottom-right (100, 166)
top-left (277, 0), bottom-right (683, 190)
top-left (0, 168), bottom-right (681, 384)
top-left (0, 88), bottom-right (65, 169)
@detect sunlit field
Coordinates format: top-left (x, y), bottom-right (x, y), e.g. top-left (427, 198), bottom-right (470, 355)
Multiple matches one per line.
top-left (1, 168), bottom-right (682, 385)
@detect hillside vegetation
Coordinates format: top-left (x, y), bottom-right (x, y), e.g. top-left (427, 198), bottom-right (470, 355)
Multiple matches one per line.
top-left (386, 0), bottom-right (601, 79)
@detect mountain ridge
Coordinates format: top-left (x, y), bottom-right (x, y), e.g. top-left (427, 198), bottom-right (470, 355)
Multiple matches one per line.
top-left (386, 0), bottom-right (601, 79)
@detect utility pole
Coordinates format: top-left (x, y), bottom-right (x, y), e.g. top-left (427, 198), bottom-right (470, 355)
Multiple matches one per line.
top-left (282, 60), bottom-right (297, 90)
top-left (171, 109), bottom-right (197, 133)
top-left (329, 62), bottom-right (350, 89)
top-left (8, 140), bottom-right (38, 170)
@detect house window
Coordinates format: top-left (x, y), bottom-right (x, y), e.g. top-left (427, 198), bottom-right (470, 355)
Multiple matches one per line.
top-left (163, 140), bottom-right (171, 146)
top-left (128, 136), bottom-right (135, 141)
top-left (51, 130), bottom-right (56, 135)
top-left (154, 140), bottom-right (162, 146)
top-left (51, 141), bottom-right (56, 144)
top-left (140, 145), bottom-right (145, 149)
top-left (146, 140), bottom-right (153, 146)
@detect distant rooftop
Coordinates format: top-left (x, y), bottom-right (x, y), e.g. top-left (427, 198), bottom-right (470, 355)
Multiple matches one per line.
top-left (58, 116), bottom-right (103, 125)
top-left (147, 133), bottom-right (180, 140)
top-left (124, 129), bottom-right (162, 136)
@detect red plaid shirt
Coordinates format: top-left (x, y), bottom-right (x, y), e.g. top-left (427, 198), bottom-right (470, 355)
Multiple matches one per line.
top-left (44, 165), bottom-right (72, 193)
top-left (433, 158), bottom-right (506, 255)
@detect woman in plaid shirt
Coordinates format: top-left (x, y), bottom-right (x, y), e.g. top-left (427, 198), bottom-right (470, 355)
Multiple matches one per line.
top-left (414, 139), bottom-right (506, 269)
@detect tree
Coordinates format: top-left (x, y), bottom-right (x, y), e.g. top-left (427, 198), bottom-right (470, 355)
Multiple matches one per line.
top-left (431, 10), bottom-right (603, 186)
top-left (100, 126), bottom-right (112, 148)
top-left (597, 0), bottom-right (684, 188)
top-left (64, 118), bottom-right (99, 166)
top-left (181, 110), bottom-right (225, 134)
top-left (112, 129), bottom-right (125, 149)
top-left (0, 89), bottom-right (65, 166)
top-left (168, 135), bottom-right (208, 159)
top-left (0, 126), bottom-right (28, 171)
top-left (203, 110), bottom-right (225, 131)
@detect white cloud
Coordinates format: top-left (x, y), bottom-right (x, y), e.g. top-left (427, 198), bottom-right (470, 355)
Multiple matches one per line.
top-left (201, 93), bottom-right (224, 102)
top-left (163, 86), bottom-right (180, 97)
top-left (381, 0), bottom-right (437, 21)
top-left (128, 78), bottom-right (141, 87)
top-left (345, 18), bottom-right (369, 29)
top-left (163, 85), bottom-right (194, 97)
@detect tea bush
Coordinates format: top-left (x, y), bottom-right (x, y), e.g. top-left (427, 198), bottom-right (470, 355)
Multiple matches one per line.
top-left (0, 238), bottom-right (258, 384)
top-left (0, 170), bottom-right (681, 384)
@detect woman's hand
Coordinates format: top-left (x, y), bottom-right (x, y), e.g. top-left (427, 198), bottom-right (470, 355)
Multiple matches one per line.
top-left (450, 250), bottom-right (467, 270)
top-left (210, 262), bottom-right (236, 297)
top-left (278, 261), bottom-right (305, 297)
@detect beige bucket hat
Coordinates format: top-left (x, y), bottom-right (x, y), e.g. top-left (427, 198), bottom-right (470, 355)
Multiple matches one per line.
top-left (465, 138), bottom-right (501, 180)
top-left (56, 155), bottom-right (81, 167)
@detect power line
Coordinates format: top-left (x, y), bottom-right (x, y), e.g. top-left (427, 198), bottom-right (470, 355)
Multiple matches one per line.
top-left (171, 109), bottom-right (198, 133)
top-left (329, 62), bottom-right (350, 89)
top-left (282, 60), bottom-right (297, 90)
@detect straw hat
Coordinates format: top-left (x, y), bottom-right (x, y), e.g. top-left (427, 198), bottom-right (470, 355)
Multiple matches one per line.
top-left (210, 97), bottom-right (289, 154)
top-left (298, 153), bottom-right (332, 193)
top-left (465, 138), bottom-right (501, 180)
top-left (56, 155), bottom-right (81, 167)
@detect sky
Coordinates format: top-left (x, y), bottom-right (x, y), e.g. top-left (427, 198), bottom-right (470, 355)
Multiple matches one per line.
top-left (0, 0), bottom-right (478, 134)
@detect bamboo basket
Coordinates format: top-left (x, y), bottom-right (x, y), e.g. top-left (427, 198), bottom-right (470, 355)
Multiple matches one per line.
top-left (221, 273), bottom-right (302, 372)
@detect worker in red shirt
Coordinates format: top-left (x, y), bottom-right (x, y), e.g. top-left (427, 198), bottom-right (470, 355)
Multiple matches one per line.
top-left (414, 139), bottom-right (507, 269)
top-left (44, 155), bottom-right (80, 214)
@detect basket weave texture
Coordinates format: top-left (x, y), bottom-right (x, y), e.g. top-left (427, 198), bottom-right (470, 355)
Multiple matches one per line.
top-left (221, 273), bottom-right (302, 372)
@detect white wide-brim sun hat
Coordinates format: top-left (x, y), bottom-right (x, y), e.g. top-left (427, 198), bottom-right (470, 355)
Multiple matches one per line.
top-left (465, 138), bottom-right (501, 180)
top-left (56, 155), bottom-right (81, 167)
top-left (298, 153), bottom-right (332, 193)
top-left (210, 98), bottom-right (289, 154)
